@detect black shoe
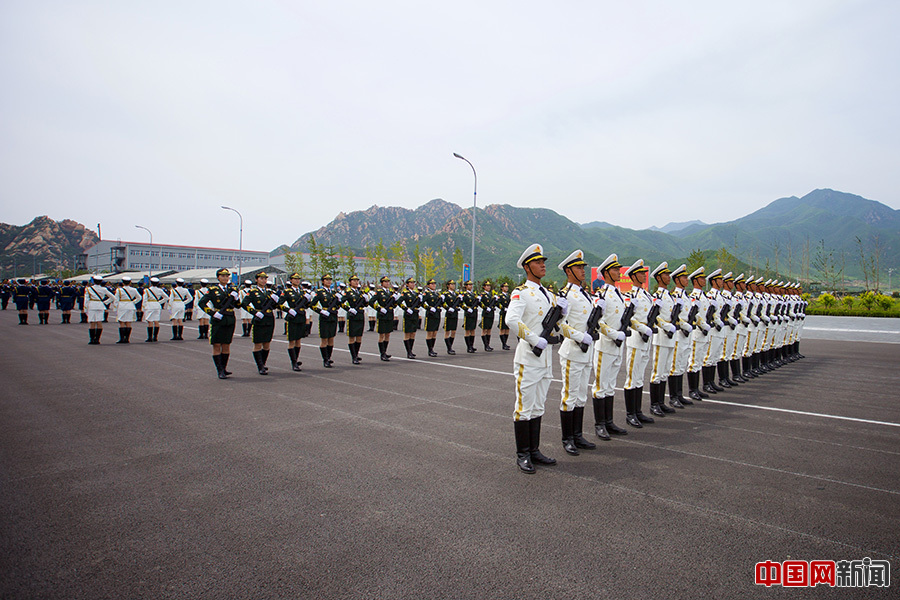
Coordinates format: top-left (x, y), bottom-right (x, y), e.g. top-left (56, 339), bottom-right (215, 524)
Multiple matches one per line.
top-left (650, 402), bottom-right (665, 417)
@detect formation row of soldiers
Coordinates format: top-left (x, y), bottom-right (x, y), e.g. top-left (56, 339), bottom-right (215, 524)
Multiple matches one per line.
top-left (193, 270), bottom-right (516, 379)
top-left (507, 244), bottom-right (807, 474)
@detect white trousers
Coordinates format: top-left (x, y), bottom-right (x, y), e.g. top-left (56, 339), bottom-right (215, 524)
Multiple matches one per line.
top-left (559, 358), bottom-right (592, 411)
top-left (650, 344), bottom-right (674, 383)
top-left (689, 336), bottom-right (710, 372)
top-left (704, 334), bottom-right (725, 367)
top-left (670, 334), bottom-right (692, 376)
top-left (513, 362), bottom-right (553, 421)
top-left (623, 345), bottom-right (650, 389)
top-left (591, 347), bottom-right (622, 399)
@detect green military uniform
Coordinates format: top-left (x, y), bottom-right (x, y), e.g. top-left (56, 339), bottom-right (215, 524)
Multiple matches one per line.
top-left (241, 284), bottom-right (277, 344)
top-left (311, 285), bottom-right (339, 339)
top-left (342, 286), bottom-right (367, 338)
top-left (280, 285), bottom-right (310, 341)
top-left (423, 286), bottom-right (442, 332)
top-left (496, 286), bottom-right (511, 350)
top-left (373, 285), bottom-right (396, 335)
top-left (400, 287), bottom-right (421, 334)
top-left (198, 283), bottom-right (238, 344)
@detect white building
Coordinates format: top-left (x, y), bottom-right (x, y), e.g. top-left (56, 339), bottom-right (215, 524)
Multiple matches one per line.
top-left (85, 240), bottom-right (269, 274)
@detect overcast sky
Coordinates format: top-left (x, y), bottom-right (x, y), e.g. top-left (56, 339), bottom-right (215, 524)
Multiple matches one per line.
top-left (2, 0), bottom-right (898, 252)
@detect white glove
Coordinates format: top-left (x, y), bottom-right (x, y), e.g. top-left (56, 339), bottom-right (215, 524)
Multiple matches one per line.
top-left (614, 331), bottom-right (626, 342)
top-left (288, 309), bottom-right (297, 317)
top-left (429, 307), bottom-right (436, 313)
top-left (379, 308), bottom-right (387, 314)
top-left (681, 323), bottom-right (693, 334)
top-left (676, 297), bottom-right (685, 306)
top-left (556, 296), bottom-right (569, 315)
top-left (213, 311), bottom-right (223, 320)
top-left (230, 291), bottom-right (240, 300)
top-left (639, 324), bottom-right (653, 337)
top-left (594, 297), bottom-right (606, 310)
top-left (255, 311), bottom-right (264, 320)
top-left (467, 308), bottom-right (473, 313)
top-left (701, 322), bottom-right (711, 333)
top-left (580, 331), bottom-right (593, 346)
top-left (270, 293), bottom-right (279, 302)
top-left (392, 293), bottom-right (401, 300)
top-left (321, 310), bottom-right (330, 317)
top-left (664, 323), bottom-right (676, 334)
top-left (406, 308), bottom-right (413, 314)
top-left (534, 337), bottom-right (548, 350)
top-left (349, 308), bottom-right (358, 315)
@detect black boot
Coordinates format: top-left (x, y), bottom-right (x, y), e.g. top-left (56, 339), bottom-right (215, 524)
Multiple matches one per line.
top-left (625, 389), bottom-right (642, 428)
top-left (731, 359), bottom-right (747, 383)
top-left (354, 342), bottom-right (363, 363)
top-left (718, 361), bottom-right (735, 387)
top-left (350, 344), bottom-right (360, 365)
top-left (325, 345), bottom-right (334, 366)
top-left (321, 347), bottom-right (332, 368)
top-left (80, 313), bottom-right (87, 323)
top-left (379, 341), bottom-right (391, 361)
top-left (171, 326), bottom-right (178, 340)
top-left (649, 382), bottom-right (666, 416)
top-left (221, 353), bottom-right (232, 375)
top-left (635, 386), bottom-right (654, 423)
top-left (606, 396), bottom-right (628, 435)
top-left (560, 410), bottom-right (579, 455)
top-left (593, 396), bottom-right (611, 440)
top-left (500, 334), bottom-right (510, 350)
top-left (254, 350), bottom-right (268, 375)
top-left (514, 420), bottom-right (535, 474)
top-left (426, 338), bottom-right (437, 357)
top-left (338, 320), bottom-right (345, 333)
top-left (289, 347), bottom-right (302, 371)
top-left (572, 406), bottom-right (596, 448)
top-left (153, 326), bottom-right (159, 342)
top-left (368, 320), bottom-right (375, 332)
top-left (529, 417), bottom-right (556, 465)
top-left (262, 349), bottom-right (270, 372)
top-left (214, 354), bottom-right (228, 379)
top-left (178, 325), bottom-right (184, 340)
top-left (669, 375), bottom-right (686, 408)
top-left (482, 334), bottom-right (493, 352)
top-left (688, 371), bottom-right (706, 401)
top-left (445, 337), bottom-right (456, 355)
top-left (657, 381), bottom-right (676, 413)
top-left (405, 339), bottom-right (416, 359)
top-left (116, 327), bottom-right (127, 343)
top-left (88, 329), bottom-right (97, 345)
top-left (146, 326), bottom-right (154, 342)
top-left (125, 328), bottom-right (132, 343)
top-left (701, 366), bottom-right (719, 394)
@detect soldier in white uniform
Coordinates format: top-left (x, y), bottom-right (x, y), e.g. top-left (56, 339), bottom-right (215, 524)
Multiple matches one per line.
top-left (168, 278), bottom-right (192, 341)
top-left (702, 269), bottom-right (728, 394)
top-left (142, 277), bottom-right (169, 342)
top-left (731, 274), bottom-right (755, 381)
top-left (667, 264), bottom-right (694, 408)
top-left (749, 277), bottom-right (770, 374)
top-left (648, 262), bottom-right (678, 416)
top-left (507, 243), bottom-right (566, 474)
top-left (622, 260), bottom-right (656, 427)
top-left (556, 250), bottom-right (598, 455)
top-left (590, 254), bottom-right (629, 440)
top-left (239, 280), bottom-right (253, 336)
top-left (687, 267), bottom-right (713, 401)
top-left (114, 276), bottom-right (141, 344)
top-left (85, 275), bottom-right (115, 345)
top-left (721, 273), bottom-right (747, 384)
top-left (195, 279), bottom-right (211, 339)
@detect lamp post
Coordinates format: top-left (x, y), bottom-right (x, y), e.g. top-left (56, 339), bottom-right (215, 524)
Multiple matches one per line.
top-left (135, 225), bottom-right (153, 277)
top-left (453, 153), bottom-right (477, 282)
top-left (221, 206), bottom-right (243, 282)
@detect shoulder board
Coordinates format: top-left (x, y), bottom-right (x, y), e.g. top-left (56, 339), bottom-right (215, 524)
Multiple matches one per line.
top-left (515, 284), bottom-right (527, 291)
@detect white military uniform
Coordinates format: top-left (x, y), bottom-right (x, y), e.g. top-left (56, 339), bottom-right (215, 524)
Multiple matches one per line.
top-left (195, 284), bottom-right (210, 320)
top-left (732, 277), bottom-right (752, 361)
top-left (508, 279), bottom-right (558, 421)
top-left (142, 283), bottom-right (169, 323)
top-left (169, 283), bottom-right (192, 321)
top-left (115, 284), bottom-right (140, 322)
top-left (84, 281), bottom-right (114, 322)
top-left (720, 284), bottom-right (739, 362)
top-left (650, 284), bottom-right (677, 384)
top-left (669, 283), bottom-right (693, 378)
top-left (623, 282), bottom-right (653, 390)
top-left (703, 274), bottom-right (726, 368)
top-left (591, 281), bottom-right (628, 399)
top-left (688, 284), bottom-right (712, 373)
top-left (558, 281), bottom-right (595, 411)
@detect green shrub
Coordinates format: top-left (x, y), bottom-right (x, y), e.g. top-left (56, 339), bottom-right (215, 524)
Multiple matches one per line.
top-left (859, 291), bottom-right (877, 311)
top-left (819, 293), bottom-right (836, 308)
top-left (841, 296), bottom-right (854, 309)
top-left (876, 294), bottom-right (894, 311)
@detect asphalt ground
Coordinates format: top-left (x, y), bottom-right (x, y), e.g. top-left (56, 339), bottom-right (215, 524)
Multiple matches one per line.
top-left (1, 311), bottom-right (898, 599)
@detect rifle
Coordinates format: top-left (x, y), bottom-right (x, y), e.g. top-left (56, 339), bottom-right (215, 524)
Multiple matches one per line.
top-left (615, 302), bottom-right (635, 347)
top-left (705, 304), bottom-right (717, 334)
top-left (732, 301), bottom-right (743, 327)
top-left (288, 289), bottom-right (311, 312)
top-left (643, 303), bottom-right (661, 342)
top-left (579, 300), bottom-right (604, 352)
top-left (533, 302), bottom-right (564, 357)
top-left (686, 304), bottom-right (699, 335)
top-left (667, 301), bottom-right (682, 339)
top-left (253, 289), bottom-right (280, 320)
top-left (446, 292), bottom-right (463, 313)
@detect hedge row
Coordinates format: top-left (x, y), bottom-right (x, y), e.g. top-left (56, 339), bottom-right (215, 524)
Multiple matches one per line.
top-left (805, 307), bottom-right (900, 318)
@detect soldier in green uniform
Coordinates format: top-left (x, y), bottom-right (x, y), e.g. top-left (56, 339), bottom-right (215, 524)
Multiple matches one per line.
top-left (311, 274), bottom-right (340, 368)
top-left (241, 272), bottom-right (278, 375)
top-left (441, 280), bottom-right (460, 355)
top-left (421, 278), bottom-right (442, 357)
top-left (372, 276), bottom-right (397, 361)
top-left (342, 275), bottom-right (368, 364)
top-left (399, 277), bottom-right (420, 359)
top-left (497, 282), bottom-right (511, 350)
top-left (279, 272), bottom-right (311, 372)
top-left (479, 280), bottom-right (496, 352)
top-left (461, 280), bottom-right (479, 353)
top-left (197, 268), bottom-right (239, 379)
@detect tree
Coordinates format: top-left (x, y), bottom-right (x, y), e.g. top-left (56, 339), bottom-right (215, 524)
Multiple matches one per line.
top-left (283, 251), bottom-right (305, 277)
top-left (307, 236), bottom-right (320, 280)
top-left (374, 238), bottom-right (388, 278)
top-left (715, 246), bottom-right (737, 275)
top-left (452, 247), bottom-right (464, 279)
top-left (412, 242), bottom-right (423, 281)
top-left (390, 240), bottom-right (406, 280)
top-left (813, 239), bottom-right (841, 292)
top-left (363, 244), bottom-right (374, 283)
top-left (420, 247), bottom-right (438, 281)
top-left (686, 248), bottom-right (705, 274)
top-left (344, 246), bottom-right (357, 281)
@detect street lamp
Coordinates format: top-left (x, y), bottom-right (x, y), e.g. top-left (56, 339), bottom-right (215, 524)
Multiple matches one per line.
top-left (453, 153), bottom-right (477, 282)
top-left (135, 225), bottom-right (153, 277)
top-left (221, 206), bottom-right (243, 281)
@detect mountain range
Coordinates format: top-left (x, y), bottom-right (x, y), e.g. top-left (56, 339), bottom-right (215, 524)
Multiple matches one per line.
top-left (283, 189), bottom-right (899, 283)
top-left (0, 217), bottom-right (98, 276)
